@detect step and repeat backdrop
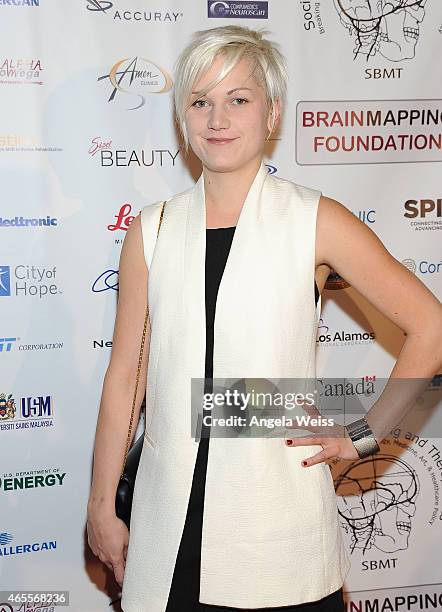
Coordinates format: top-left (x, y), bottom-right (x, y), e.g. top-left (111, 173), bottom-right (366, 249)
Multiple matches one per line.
top-left (1, 1), bottom-right (442, 610)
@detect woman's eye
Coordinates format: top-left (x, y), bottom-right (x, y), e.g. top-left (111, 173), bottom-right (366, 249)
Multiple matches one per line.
top-left (191, 98), bottom-right (249, 108)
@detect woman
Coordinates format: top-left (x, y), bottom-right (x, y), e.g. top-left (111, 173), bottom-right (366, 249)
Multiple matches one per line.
top-left (87, 25), bottom-right (442, 612)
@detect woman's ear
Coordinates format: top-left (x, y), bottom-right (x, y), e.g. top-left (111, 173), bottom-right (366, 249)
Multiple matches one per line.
top-left (267, 98), bottom-right (281, 136)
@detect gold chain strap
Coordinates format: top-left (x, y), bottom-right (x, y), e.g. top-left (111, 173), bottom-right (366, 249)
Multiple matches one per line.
top-left (120, 201), bottom-right (166, 478)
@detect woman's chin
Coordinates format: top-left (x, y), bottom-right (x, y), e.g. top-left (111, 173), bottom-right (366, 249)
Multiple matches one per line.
top-left (201, 158), bottom-right (240, 173)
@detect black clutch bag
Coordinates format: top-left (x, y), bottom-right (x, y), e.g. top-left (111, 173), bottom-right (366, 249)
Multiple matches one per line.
top-left (115, 433), bottom-right (145, 529)
top-left (115, 201), bottom-right (166, 529)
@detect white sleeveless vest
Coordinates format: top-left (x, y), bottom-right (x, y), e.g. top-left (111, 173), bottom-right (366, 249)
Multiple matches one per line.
top-left (121, 161), bottom-right (351, 611)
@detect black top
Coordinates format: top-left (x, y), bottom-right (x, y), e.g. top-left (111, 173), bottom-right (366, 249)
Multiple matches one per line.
top-left (165, 228), bottom-right (342, 612)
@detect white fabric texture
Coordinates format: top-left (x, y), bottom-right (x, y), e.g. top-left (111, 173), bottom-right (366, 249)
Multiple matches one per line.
top-left (121, 161), bottom-right (351, 611)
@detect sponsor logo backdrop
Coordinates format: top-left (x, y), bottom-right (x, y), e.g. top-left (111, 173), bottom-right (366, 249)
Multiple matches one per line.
top-left (1, 1), bottom-right (441, 610)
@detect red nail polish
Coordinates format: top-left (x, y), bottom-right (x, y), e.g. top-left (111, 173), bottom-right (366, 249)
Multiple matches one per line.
top-left (301, 460), bottom-right (307, 466)
top-left (286, 439), bottom-right (292, 446)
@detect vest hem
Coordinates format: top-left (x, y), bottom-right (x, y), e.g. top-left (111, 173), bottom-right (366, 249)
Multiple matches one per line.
top-left (198, 573), bottom-right (349, 609)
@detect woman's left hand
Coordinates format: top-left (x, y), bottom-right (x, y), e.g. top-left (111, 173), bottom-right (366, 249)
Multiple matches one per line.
top-left (284, 403), bottom-right (360, 466)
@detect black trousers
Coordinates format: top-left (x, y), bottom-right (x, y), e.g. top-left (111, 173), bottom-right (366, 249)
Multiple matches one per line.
top-left (169, 588), bottom-right (345, 611)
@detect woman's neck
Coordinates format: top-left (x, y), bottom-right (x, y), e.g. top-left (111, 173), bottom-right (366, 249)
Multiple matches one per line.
top-left (203, 157), bottom-right (262, 227)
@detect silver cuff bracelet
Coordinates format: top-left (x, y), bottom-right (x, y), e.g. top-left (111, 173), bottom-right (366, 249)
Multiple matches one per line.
top-left (345, 417), bottom-right (380, 459)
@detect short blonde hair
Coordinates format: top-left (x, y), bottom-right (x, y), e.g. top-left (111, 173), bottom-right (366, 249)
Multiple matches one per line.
top-left (173, 25), bottom-right (288, 152)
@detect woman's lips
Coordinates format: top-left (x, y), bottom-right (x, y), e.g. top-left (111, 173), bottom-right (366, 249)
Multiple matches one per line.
top-left (206, 138), bottom-right (237, 145)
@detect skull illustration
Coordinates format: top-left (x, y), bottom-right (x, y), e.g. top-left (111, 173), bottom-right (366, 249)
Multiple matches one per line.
top-left (335, 455), bottom-right (419, 554)
top-left (334, 0), bottom-right (427, 61)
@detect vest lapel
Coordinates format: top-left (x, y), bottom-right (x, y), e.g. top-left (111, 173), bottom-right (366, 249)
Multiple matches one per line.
top-left (184, 160), bottom-right (269, 385)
